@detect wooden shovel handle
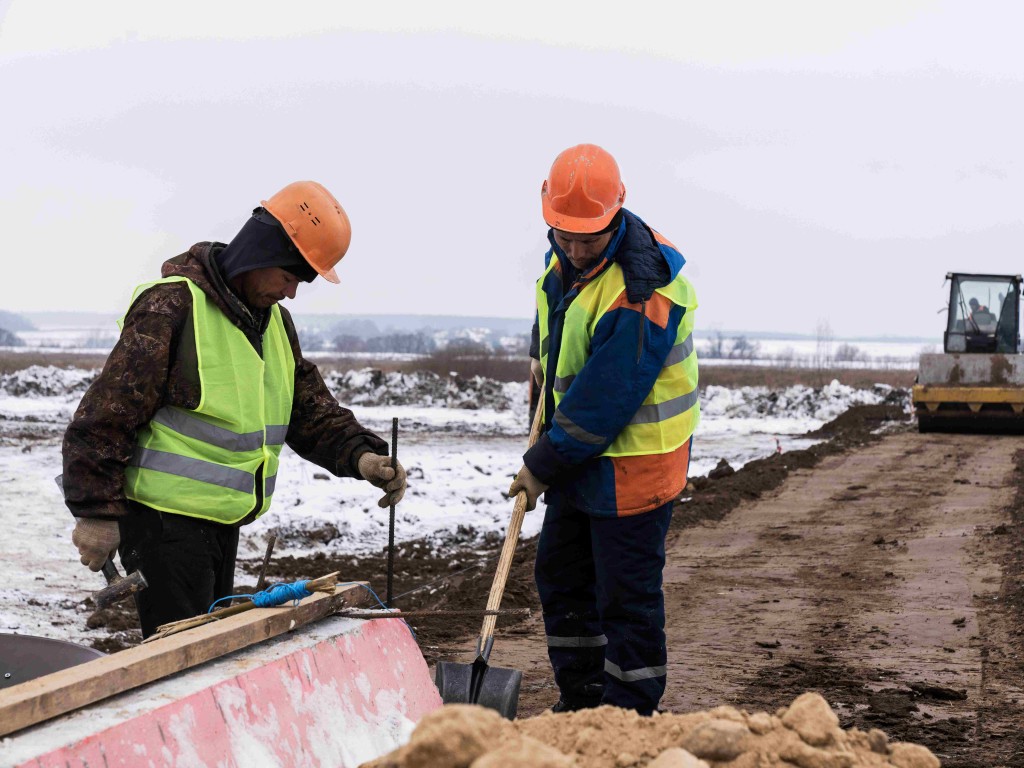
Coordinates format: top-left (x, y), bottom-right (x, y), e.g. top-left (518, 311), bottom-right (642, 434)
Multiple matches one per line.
top-left (478, 398), bottom-right (545, 649)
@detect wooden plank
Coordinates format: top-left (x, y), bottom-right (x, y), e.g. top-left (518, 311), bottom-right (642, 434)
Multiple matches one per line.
top-left (0, 582), bottom-right (375, 737)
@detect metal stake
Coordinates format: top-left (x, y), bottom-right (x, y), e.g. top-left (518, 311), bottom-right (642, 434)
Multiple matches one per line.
top-left (387, 417), bottom-right (398, 607)
top-left (256, 533), bottom-right (277, 592)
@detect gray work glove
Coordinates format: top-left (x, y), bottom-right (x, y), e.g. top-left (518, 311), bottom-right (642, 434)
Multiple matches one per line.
top-left (71, 518), bottom-right (120, 572)
top-left (507, 464), bottom-right (549, 512)
top-left (357, 452), bottom-right (408, 508)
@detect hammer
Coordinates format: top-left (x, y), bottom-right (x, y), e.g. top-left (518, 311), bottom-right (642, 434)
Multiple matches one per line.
top-left (92, 559), bottom-right (148, 609)
top-left (54, 474), bottom-right (148, 608)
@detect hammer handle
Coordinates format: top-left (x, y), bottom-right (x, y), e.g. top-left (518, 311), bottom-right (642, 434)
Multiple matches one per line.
top-left (101, 559), bottom-right (121, 584)
top-left (58, 475), bottom-right (124, 585)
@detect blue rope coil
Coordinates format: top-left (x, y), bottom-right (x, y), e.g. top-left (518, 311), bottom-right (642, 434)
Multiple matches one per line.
top-left (207, 580), bottom-right (312, 613)
top-left (251, 580), bottom-right (312, 607)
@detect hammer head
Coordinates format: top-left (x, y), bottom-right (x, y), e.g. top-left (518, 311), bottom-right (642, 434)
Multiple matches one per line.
top-left (95, 569), bottom-right (148, 609)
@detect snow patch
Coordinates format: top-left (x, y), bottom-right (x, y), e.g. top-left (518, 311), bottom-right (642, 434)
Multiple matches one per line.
top-left (702, 380), bottom-right (906, 421)
top-left (0, 365), bottom-right (96, 398)
top-left (323, 369), bottom-right (523, 411)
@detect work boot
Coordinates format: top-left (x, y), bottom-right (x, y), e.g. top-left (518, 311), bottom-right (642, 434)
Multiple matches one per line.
top-left (551, 697), bottom-right (602, 713)
top-left (551, 682), bottom-right (604, 712)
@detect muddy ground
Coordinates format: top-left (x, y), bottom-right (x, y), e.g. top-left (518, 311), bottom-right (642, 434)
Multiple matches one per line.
top-left (82, 401), bottom-right (1024, 766)
top-left (268, 403), bottom-right (1024, 767)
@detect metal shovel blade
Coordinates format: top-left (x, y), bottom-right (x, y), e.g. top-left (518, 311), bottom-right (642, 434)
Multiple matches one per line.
top-left (435, 657), bottom-right (522, 720)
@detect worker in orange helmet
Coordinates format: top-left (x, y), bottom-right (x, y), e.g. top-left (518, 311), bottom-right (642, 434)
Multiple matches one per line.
top-left (509, 144), bottom-right (699, 715)
top-left (63, 182), bottom-right (406, 638)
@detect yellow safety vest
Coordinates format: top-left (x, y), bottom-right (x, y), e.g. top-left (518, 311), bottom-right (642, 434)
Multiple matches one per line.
top-left (122, 277), bottom-right (295, 523)
top-left (537, 261), bottom-right (699, 456)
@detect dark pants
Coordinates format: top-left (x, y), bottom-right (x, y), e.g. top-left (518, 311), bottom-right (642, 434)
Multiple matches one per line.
top-left (118, 502), bottom-right (239, 638)
top-left (535, 497), bottom-right (673, 715)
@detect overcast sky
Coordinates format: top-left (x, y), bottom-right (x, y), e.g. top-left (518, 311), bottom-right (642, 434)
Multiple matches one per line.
top-left (1, 1), bottom-right (1022, 338)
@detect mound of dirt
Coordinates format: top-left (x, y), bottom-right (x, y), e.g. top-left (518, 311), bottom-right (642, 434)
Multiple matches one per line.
top-left (322, 368), bottom-right (522, 410)
top-left (0, 365), bottom-right (96, 397)
top-left (362, 694), bottom-right (938, 768)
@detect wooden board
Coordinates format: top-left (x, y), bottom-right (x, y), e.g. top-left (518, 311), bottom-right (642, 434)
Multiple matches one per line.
top-left (0, 582), bottom-right (375, 737)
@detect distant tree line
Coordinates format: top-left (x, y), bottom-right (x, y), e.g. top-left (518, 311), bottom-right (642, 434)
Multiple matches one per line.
top-left (294, 325), bottom-right (530, 356)
top-left (333, 332), bottom-right (438, 354)
top-left (0, 310), bottom-right (34, 332)
top-left (698, 329), bottom-right (888, 370)
top-left (700, 331), bottom-right (760, 361)
top-left (0, 328), bottom-right (24, 347)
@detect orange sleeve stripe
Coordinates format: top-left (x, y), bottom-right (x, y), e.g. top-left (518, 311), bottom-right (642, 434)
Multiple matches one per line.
top-left (607, 290), bottom-right (673, 329)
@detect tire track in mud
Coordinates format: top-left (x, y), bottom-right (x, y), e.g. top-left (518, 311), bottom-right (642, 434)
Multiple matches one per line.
top-left (662, 432), bottom-right (1023, 767)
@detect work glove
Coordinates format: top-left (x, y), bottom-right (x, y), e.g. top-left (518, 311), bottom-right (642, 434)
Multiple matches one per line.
top-left (507, 464), bottom-right (549, 512)
top-left (358, 452), bottom-right (408, 508)
top-left (71, 518), bottom-right (120, 572)
top-left (530, 358), bottom-right (544, 387)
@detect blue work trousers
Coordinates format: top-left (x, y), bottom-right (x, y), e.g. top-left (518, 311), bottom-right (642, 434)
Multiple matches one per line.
top-left (535, 497), bottom-right (673, 715)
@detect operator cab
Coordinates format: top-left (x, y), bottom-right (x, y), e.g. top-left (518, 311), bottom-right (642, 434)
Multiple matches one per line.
top-left (944, 273), bottom-right (1022, 354)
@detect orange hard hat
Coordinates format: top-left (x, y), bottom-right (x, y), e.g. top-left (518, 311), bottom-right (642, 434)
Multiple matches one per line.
top-left (262, 181), bottom-right (351, 284)
top-left (541, 144), bottom-right (626, 233)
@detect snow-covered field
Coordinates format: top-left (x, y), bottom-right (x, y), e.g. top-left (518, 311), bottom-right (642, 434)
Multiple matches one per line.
top-left (698, 338), bottom-right (935, 370)
top-left (5, 326), bottom-right (934, 370)
top-left (0, 365), bottom-right (906, 643)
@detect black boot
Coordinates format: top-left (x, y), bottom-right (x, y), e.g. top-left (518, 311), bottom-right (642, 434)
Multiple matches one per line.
top-left (551, 683), bottom-right (604, 712)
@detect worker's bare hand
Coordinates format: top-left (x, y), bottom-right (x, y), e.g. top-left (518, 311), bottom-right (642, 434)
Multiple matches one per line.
top-left (71, 518), bottom-right (120, 572)
top-left (358, 452), bottom-right (408, 507)
top-left (530, 358), bottom-right (544, 388)
top-left (507, 464), bottom-right (548, 512)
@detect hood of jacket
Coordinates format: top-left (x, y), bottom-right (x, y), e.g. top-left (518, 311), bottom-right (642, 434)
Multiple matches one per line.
top-left (161, 243), bottom-right (270, 335)
top-left (614, 210), bottom-right (685, 304)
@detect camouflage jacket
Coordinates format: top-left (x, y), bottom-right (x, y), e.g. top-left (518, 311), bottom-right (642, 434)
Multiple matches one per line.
top-left (62, 244), bottom-right (388, 522)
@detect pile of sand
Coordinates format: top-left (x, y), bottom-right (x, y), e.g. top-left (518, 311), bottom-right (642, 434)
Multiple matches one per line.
top-left (362, 693), bottom-right (938, 768)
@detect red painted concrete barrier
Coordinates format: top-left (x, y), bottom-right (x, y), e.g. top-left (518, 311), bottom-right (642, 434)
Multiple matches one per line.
top-left (6, 617), bottom-right (441, 767)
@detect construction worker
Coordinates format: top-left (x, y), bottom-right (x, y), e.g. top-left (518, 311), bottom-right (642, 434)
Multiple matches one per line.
top-left (63, 181), bottom-right (407, 638)
top-left (508, 144), bottom-right (699, 715)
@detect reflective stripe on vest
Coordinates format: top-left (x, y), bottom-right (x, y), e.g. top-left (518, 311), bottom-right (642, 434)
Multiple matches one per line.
top-left (123, 277), bottom-right (295, 524)
top-left (150, 407), bottom-right (288, 451)
top-left (130, 448), bottom-right (253, 494)
top-left (536, 260), bottom-right (699, 458)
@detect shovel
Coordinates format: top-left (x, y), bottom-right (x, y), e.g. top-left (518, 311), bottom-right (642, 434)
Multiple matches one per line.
top-left (435, 401), bottom-right (544, 719)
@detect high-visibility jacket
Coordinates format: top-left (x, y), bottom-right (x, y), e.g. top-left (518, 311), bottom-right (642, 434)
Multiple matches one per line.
top-left (538, 264), bottom-right (698, 457)
top-left (526, 210), bottom-right (699, 516)
top-left (122, 276), bottom-right (295, 524)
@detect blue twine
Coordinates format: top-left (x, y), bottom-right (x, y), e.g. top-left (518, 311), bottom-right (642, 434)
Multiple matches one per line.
top-left (207, 580), bottom-right (312, 613)
top-left (335, 581), bottom-right (417, 641)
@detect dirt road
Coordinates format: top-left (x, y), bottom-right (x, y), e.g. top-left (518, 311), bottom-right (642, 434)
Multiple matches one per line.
top-left (434, 428), bottom-right (1024, 767)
